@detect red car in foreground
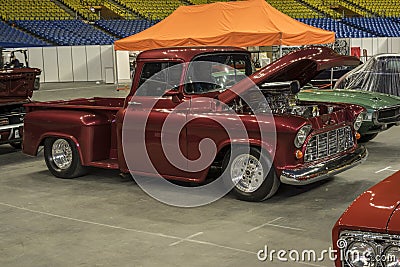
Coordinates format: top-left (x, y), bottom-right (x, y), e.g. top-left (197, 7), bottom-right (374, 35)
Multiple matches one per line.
top-left (332, 170), bottom-right (400, 267)
top-left (23, 46), bottom-right (366, 202)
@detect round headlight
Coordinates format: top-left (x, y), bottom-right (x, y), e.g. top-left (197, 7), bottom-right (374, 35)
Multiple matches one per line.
top-left (385, 246), bottom-right (400, 267)
top-left (346, 241), bottom-right (375, 267)
top-left (354, 113), bottom-right (364, 131)
top-left (294, 125), bottom-right (312, 148)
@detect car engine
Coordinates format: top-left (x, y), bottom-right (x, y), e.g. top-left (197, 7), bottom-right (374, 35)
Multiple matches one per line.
top-left (230, 82), bottom-right (320, 118)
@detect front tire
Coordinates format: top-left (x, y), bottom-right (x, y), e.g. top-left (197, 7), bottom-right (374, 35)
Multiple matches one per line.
top-left (44, 138), bottom-right (87, 178)
top-left (223, 147), bottom-right (280, 202)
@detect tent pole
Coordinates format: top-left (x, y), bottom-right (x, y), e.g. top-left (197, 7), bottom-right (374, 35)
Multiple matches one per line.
top-left (279, 32), bottom-right (283, 57)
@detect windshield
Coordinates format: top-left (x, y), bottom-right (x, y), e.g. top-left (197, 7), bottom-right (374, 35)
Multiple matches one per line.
top-left (335, 55), bottom-right (400, 96)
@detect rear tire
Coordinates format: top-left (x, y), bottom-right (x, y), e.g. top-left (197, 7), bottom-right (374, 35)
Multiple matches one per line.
top-left (359, 133), bottom-right (378, 143)
top-left (222, 147), bottom-right (280, 202)
top-left (44, 137), bottom-right (87, 178)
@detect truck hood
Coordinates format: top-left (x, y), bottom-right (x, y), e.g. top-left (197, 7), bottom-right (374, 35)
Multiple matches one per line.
top-left (336, 170), bottom-right (400, 234)
top-left (299, 88), bottom-right (400, 110)
top-left (218, 46), bottom-right (360, 103)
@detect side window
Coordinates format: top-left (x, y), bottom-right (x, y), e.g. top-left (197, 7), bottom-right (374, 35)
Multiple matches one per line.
top-left (136, 62), bottom-right (182, 96)
top-left (185, 53), bottom-right (252, 94)
top-left (386, 59), bottom-right (400, 73)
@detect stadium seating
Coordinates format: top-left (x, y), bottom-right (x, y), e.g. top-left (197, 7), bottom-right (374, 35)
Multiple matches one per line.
top-left (0, 21), bottom-right (49, 47)
top-left (267, 0), bottom-right (323, 18)
top-left (14, 20), bottom-right (116, 46)
top-left (115, 0), bottom-right (185, 20)
top-left (298, 18), bottom-right (376, 38)
top-left (0, 0), bottom-right (72, 20)
top-left (346, 0), bottom-right (400, 17)
top-left (1, 0), bottom-right (400, 47)
top-left (300, 0), bottom-right (342, 18)
top-left (59, 0), bottom-right (137, 20)
top-left (95, 19), bottom-right (157, 38)
top-left (343, 17), bottom-right (400, 37)
top-left (186, 0), bottom-right (229, 4)
top-left (102, 1), bottom-right (138, 19)
top-left (59, 0), bottom-right (99, 21)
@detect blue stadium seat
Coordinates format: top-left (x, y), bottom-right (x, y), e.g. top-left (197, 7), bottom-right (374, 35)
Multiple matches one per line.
top-left (94, 19), bottom-right (157, 38)
top-left (297, 18), bottom-right (376, 38)
top-left (343, 17), bottom-right (400, 37)
top-left (13, 20), bottom-right (116, 46)
top-left (0, 21), bottom-right (49, 47)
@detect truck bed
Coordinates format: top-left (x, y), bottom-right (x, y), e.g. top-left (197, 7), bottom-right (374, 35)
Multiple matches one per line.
top-left (23, 97), bottom-right (126, 169)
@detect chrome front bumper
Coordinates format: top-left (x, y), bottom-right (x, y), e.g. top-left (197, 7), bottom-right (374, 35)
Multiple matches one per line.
top-left (280, 145), bottom-right (368, 185)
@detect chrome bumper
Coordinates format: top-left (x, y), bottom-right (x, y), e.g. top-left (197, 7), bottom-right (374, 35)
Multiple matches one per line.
top-left (280, 145), bottom-right (368, 185)
top-left (0, 123), bottom-right (23, 131)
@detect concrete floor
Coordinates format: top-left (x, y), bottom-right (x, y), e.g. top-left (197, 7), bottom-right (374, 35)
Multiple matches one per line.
top-left (1, 82), bottom-right (399, 267)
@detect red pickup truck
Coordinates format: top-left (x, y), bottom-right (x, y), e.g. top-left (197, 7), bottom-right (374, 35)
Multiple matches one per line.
top-left (0, 67), bottom-right (41, 148)
top-left (23, 46), bottom-right (367, 202)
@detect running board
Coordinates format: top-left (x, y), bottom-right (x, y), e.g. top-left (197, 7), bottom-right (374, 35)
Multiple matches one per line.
top-left (88, 159), bottom-right (119, 169)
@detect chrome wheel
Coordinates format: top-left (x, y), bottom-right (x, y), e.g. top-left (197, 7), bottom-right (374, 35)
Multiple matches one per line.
top-left (231, 154), bottom-right (264, 193)
top-left (51, 139), bottom-right (73, 170)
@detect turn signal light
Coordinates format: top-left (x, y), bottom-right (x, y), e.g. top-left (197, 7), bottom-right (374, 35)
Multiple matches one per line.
top-left (295, 150), bottom-right (303, 159)
top-left (355, 132), bottom-right (361, 140)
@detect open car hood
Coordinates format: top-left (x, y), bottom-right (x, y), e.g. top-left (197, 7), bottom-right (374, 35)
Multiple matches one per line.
top-left (218, 46), bottom-right (361, 103)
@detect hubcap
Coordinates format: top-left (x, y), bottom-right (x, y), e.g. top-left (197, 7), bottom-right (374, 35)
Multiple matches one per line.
top-left (230, 154), bottom-right (264, 193)
top-left (51, 139), bottom-right (73, 170)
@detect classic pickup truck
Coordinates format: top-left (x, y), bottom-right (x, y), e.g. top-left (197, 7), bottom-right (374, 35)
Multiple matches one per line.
top-left (23, 46), bottom-right (367, 201)
top-left (0, 66), bottom-right (41, 148)
top-left (332, 170), bottom-right (400, 267)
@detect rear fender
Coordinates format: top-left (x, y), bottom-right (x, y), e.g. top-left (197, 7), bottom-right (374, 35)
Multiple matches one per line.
top-left (22, 110), bottom-right (111, 165)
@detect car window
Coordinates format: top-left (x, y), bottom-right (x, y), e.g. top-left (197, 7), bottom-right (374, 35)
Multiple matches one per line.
top-left (385, 59), bottom-right (400, 73)
top-left (185, 53), bottom-right (252, 94)
top-left (136, 62), bottom-right (182, 96)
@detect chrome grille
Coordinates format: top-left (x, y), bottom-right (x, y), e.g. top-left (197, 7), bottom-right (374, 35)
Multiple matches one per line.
top-left (304, 126), bottom-right (354, 162)
top-left (377, 106), bottom-right (400, 123)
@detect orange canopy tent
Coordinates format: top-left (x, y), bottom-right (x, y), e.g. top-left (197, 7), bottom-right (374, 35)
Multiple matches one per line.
top-left (114, 0), bottom-right (335, 51)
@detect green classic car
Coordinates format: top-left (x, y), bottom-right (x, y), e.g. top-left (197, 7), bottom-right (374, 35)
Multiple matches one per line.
top-left (299, 87), bottom-right (400, 142)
